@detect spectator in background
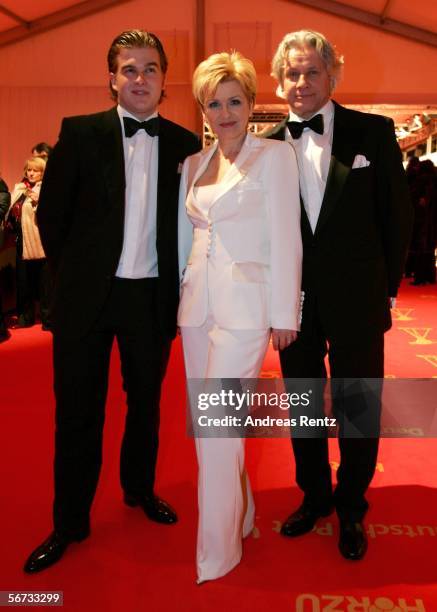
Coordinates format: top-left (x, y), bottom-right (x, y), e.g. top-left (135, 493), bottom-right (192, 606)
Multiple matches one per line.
top-left (406, 156), bottom-right (421, 180)
top-left (409, 114), bottom-right (423, 132)
top-left (410, 160), bottom-right (437, 285)
top-left (404, 156), bottom-right (421, 278)
top-left (31, 142), bottom-right (53, 160)
top-left (5, 156), bottom-right (51, 329)
top-left (0, 176), bottom-right (11, 342)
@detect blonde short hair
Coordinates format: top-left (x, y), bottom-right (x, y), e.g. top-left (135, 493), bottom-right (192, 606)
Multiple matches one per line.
top-left (192, 51), bottom-right (257, 107)
top-left (271, 30), bottom-right (344, 92)
top-left (24, 156), bottom-right (46, 174)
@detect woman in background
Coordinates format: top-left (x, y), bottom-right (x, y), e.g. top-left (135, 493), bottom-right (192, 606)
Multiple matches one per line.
top-left (7, 156), bottom-right (51, 329)
top-left (0, 176), bottom-right (11, 341)
top-left (178, 52), bottom-right (302, 583)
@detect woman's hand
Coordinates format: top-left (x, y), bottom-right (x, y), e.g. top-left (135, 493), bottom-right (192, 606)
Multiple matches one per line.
top-left (271, 328), bottom-right (297, 351)
top-left (27, 190), bottom-right (39, 205)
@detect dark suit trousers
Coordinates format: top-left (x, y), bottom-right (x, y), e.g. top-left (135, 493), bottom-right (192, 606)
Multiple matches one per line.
top-left (280, 299), bottom-right (384, 522)
top-left (15, 231), bottom-right (51, 326)
top-left (52, 277), bottom-right (171, 537)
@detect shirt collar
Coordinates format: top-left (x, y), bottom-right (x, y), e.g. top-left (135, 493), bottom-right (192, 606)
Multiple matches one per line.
top-left (117, 104), bottom-right (158, 126)
top-left (287, 99), bottom-right (334, 131)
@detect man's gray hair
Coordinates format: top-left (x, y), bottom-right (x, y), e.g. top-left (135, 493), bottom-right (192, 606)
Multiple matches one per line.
top-left (271, 30), bottom-right (344, 92)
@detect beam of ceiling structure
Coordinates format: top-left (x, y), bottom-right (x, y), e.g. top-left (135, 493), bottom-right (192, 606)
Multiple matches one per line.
top-left (0, 4), bottom-right (29, 26)
top-left (195, 0), bottom-right (205, 133)
top-left (380, 0), bottom-right (393, 23)
top-left (289, 0), bottom-right (437, 48)
top-left (195, 0), bottom-right (205, 67)
top-left (0, 0), bottom-right (132, 48)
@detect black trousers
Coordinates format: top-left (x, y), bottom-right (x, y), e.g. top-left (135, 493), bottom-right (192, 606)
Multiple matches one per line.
top-left (280, 300), bottom-right (384, 522)
top-left (15, 231), bottom-right (51, 326)
top-left (0, 293), bottom-right (6, 334)
top-left (52, 277), bottom-right (171, 538)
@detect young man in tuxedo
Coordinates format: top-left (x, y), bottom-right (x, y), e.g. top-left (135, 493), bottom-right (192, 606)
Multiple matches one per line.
top-left (24, 30), bottom-right (200, 573)
top-left (264, 30), bottom-right (412, 560)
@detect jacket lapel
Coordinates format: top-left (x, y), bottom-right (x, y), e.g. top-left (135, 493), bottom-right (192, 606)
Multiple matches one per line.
top-left (94, 107), bottom-right (125, 208)
top-left (314, 102), bottom-right (355, 237)
top-left (190, 134), bottom-right (263, 211)
top-left (189, 141), bottom-right (217, 194)
top-left (264, 117), bottom-right (288, 141)
top-left (156, 116), bottom-right (177, 234)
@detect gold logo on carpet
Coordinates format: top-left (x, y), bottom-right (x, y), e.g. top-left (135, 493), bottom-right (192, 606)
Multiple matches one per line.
top-left (368, 524), bottom-right (437, 538)
top-left (330, 461), bottom-right (384, 472)
top-left (399, 328), bottom-right (435, 345)
top-left (392, 308), bottom-right (415, 321)
top-left (260, 370), bottom-right (281, 378)
top-left (417, 355), bottom-right (437, 368)
top-left (272, 520), bottom-right (435, 544)
top-left (295, 594), bottom-right (425, 611)
top-left (313, 521), bottom-right (437, 540)
top-left (272, 520), bottom-right (281, 533)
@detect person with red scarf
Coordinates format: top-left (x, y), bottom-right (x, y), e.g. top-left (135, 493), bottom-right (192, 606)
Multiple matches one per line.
top-left (6, 156), bottom-right (51, 329)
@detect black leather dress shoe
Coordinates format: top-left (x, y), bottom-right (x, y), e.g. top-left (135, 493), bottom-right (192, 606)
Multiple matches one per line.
top-left (23, 530), bottom-right (89, 574)
top-left (280, 503), bottom-right (334, 537)
top-left (338, 521), bottom-right (367, 560)
top-left (124, 493), bottom-right (178, 524)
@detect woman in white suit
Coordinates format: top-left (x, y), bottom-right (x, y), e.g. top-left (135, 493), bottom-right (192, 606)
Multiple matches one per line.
top-left (178, 52), bottom-right (302, 583)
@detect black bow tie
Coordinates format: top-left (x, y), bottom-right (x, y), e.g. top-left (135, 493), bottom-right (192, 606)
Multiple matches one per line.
top-left (287, 114), bottom-right (324, 139)
top-left (123, 116), bottom-right (160, 138)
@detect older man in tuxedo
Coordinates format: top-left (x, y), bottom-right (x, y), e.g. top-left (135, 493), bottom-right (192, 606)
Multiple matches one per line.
top-left (264, 30), bottom-right (412, 560)
top-left (24, 30), bottom-right (200, 573)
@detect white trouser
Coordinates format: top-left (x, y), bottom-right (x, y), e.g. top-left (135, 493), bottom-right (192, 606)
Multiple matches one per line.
top-left (181, 317), bottom-right (270, 582)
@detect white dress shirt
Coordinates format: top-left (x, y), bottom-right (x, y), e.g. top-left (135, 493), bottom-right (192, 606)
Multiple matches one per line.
top-left (285, 100), bottom-right (334, 233)
top-left (116, 104), bottom-right (159, 278)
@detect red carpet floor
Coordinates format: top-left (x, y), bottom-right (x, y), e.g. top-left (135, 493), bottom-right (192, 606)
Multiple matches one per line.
top-left (1, 279), bottom-right (437, 611)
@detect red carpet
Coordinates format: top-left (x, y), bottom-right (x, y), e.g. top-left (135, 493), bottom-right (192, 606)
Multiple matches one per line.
top-left (1, 279), bottom-right (436, 611)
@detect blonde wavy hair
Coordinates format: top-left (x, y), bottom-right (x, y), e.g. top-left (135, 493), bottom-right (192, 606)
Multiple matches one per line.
top-left (192, 51), bottom-right (257, 107)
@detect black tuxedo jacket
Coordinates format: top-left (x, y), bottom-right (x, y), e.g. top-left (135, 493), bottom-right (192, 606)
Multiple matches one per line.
top-left (263, 101), bottom-right (412, 340)
top-left (0, 178), bottom-right (10, 221)
top-left (38, 107), bottom-right (200, 339)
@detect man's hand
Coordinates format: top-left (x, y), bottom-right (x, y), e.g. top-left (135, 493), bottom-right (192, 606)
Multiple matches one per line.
top-left (271, 328), bottom-right (297, 351)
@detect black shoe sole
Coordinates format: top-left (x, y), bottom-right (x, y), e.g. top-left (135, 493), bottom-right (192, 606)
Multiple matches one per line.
top-left (338, 544), bottom-right (368, 561)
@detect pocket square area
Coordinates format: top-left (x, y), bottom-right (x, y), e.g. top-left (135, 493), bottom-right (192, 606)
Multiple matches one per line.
top-left (352, 154), bottom-right (371, 169)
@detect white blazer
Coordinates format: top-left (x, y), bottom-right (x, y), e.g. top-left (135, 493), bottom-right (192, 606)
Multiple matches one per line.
top-left (178, 133), bottom-right (302, 330)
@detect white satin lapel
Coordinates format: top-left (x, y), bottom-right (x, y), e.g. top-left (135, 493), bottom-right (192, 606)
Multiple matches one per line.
top-left (189, 142), bottom-right (218, 207)
top-left (209, 134), bottom-right (261, 208)
top-left (190, 134), bottom-right (263, 212)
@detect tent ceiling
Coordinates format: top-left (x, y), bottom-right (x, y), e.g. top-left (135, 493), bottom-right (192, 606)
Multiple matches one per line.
top-left (0, 0), bottom-right (130, 46)
top-left (333, 0), bottom-right (437, 32)
top-left (290, 0), bottom-right (436, 47)
top-left (0, 0), bottom-right (435, 47)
